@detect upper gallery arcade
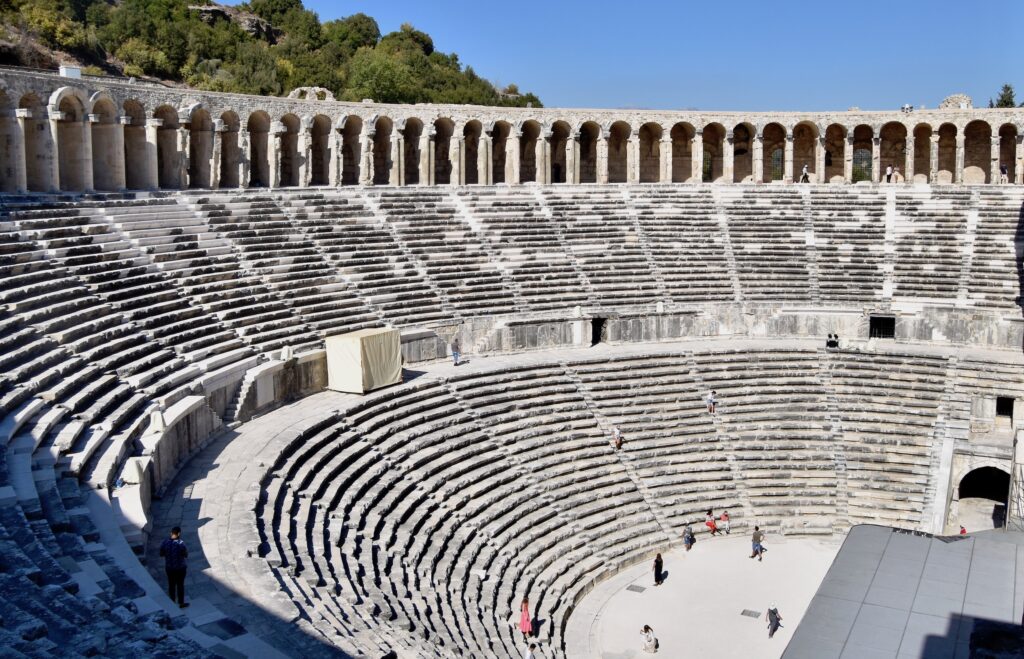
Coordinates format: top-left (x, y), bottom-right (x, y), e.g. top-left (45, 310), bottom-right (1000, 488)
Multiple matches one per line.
top-left (2, 69), bottom-right (1023, 194)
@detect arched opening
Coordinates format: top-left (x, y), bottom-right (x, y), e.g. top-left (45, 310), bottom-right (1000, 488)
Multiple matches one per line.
top-left (762, 123), bottom-right (786, 182)
top-left (434, 118), bottom-right (454, 185)
top-left (879, 122), bottom-right (907, 181)
top-left (519, 120), bottom-right (542, 183)
top-left (463, 120), bottom-right (481, 185)
top-left (578, 121), bottom-right (600, 183)
top-left (57, 94), bottom-right (90, 191)
top-left (247, 111), bottom-right (270, 187)
top-left (218, 111), bottom-right (240, 188)
top-left (279, 114), bottom-right (300, 187)
top-left (20, 94), bottom-right (49, 192)
top-left (89, 96), bottom-right (121, 191)
top-left (851, 125), bottom-right (873, 183)
top-left (824, 124), bottom-right (846, 183)
top-left (793, 122), bottom-right (818, 181)
top-left (550, 121), bottom-right (571, 184)
top-left (123, 100), bottom-right (147, 189)
top-left (670, 123), bottom-right (694, 182)
top-left (491, 121), bottom-right (511, 184)
top-left (607, 121), bottom-right (630, 183)
top-left (912, 124), bottom-right (932, 183)
top-left (341, 115), bottom-right (362, 186)
top-left (638, 122), bottom-right (662, 183)
top-left (732, 123), bottom-right (754, 182)
top-left (701, 123), bottom-right (725, 182)
top-left (937, 123), bottom-right (956, 184)
top-left (188, 107), bottom-right (213, 189)
top-left (403, 118), bottom-right (423, 186)
top-left (309, 115), bottom-right (331, 186)
top-left (964, 120), bottom-right (992, 184)
top-left (372, 117), bottom-right (392, 185)
top-left (999, 124), bottom-right (1018, 183)
top-left (0, 90), bottom-right (19, 192)
top-left (153, 105), bottom-right (180, 189)
top-left (958, 466), bottom-right (1009, 530)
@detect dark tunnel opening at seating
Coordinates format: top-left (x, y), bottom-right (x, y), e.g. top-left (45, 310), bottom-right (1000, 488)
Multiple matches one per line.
top-left (959, 467), bottom-right (1010, 505)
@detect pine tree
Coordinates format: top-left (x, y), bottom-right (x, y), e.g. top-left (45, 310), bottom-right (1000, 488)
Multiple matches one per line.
top-left (989, 84), bottom-right (1016, 108)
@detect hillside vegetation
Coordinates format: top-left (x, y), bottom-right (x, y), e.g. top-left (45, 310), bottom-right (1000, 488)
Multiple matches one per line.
top-left (0, 0), bottom-right (542, 106)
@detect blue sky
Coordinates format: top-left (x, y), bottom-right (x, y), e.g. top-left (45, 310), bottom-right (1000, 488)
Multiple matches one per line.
top-left (301, 0), bottom-right (1023, 111)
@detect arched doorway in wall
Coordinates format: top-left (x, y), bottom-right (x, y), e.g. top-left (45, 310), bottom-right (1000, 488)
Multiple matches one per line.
top-left (670, 123), bottom-right (694, 182)
top-left (434, 118), bottom-right (454, 185)
top-left (851, 125), bottom-right (873, 183)
top-left (90, 95), bottom-right (123, 191)
top-left (937, 123), bottom-right (956, 184)
top-left (607, 121), bottom-right (630, 183)
top-left (879, 122), bottom-right (907, 181)
top-left (57, 93), bottom-right (90, 191)
top-left (964, 120), bottom-right (992, 183)
top-left (219, 111), bottom-right (240, 188)
top-left (793, 122), bottom-right (818, 181)
top-left (702, 123), bottom-right (724, 182)
top-left (19, 94), bottom-right (48, 192)
top-left (732, 123), bottom-right (753, 182)
top-left (340, 115), bottom-right (362, 185)
top-left (0, 90), bottom-right (17, 192)
top-left (309, 114), bottom-right (331, 186)
top-left (824, 124), bottom-right (846, 183)
top-left (463, 120), bottom-right (481, 185)
top-left (154, 105), bottom-right (180, 189)
top-left (122, 100), bottom-right (147, 190)
top-left (958, 466), bottom-right (1010, 530)
top-left (372, 117), bottom-right (392, 185)
top-left (762, 123), bottom-right (786, 182)
top-left (912, 123), bottom-right (932, 183)
top-left (578, 121), bottom-right (599, 183)
top-left (402, 118), bottom-right (423, 185)
top-left (519, 120), bottom-right (542, 183)
top-left (279, 113), bottom-right (300, 187)
top-left (188, 107), bottom-right (213, 189)
top-left (247, 111), bottom-right (270, 187)
top-left (999, 124), bottom-right (1018, 183)
top-left (550, 121), bottom-right (571, 183)
top-left (491, 121), bottom-right (510, 184)
top-left (638, 122), bottom-right (662, 183)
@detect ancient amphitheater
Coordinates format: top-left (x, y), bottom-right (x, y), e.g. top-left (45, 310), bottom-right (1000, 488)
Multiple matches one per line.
top-left (1, 66), bottom-right (1024, 658)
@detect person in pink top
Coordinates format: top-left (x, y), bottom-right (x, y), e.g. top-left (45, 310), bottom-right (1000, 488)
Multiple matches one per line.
top-left (519, 596), bottom-right (533, 641)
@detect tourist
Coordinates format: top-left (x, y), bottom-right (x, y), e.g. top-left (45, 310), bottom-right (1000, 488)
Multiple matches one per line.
top-left (751, 525), bottom-right (765, 561)
top-left (706, 509), bottom-right (721, 536)
top-left (720, 509), bottom-right (731, 534)
top-left (451, 337), bottom-right (461, 366)
top-left (800, 164), bottom-right (810, 183)
top-left (641, 625), bottom-right (659, 653)
top-left (1001, 164), bottom-right (1009, 184)
top-left (653, 553), bottom-right (664, 586)
top-left (893, 165), bottom-right (902, 182)
top-left (960, 525), bottom-right (967, 535)
top-left (706, 390), bottom-right (717, 415)
top-left (159, 526), bottom-right (189, 608)
top-left (523, 643), bottom-right (537, 659)
top-left (683, 524), bottom-right (695, 551)
top-left (885, 164), bottom-right (893, 183)
top-left (825, 333), bottom-right (834, 349)
top-left (766, 604), bottom-right (783, 638)
top-left (833, 333), bottom-right (840, 349)
top-left (612, 426), bottom-right (623, 451)
top-left (519, 596), bottom-right (532, 641)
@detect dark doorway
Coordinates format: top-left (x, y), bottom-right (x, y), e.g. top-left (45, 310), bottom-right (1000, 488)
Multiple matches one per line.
top-left (591, 318), bottom-right (606, 346)
top-left (997, 397), bottom-right (1015, 418)
top-left (959, 467), bottom-right (1010, 505)
top-left (869, 316), bottom-right (896, 339)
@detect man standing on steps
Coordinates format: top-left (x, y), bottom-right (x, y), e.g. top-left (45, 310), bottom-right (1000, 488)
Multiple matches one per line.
top-left (160, 526), bottom-right (189, 608)
top-left (451, 336), bottom-right (461, 366)
top-left (750, 525), bottom-right (765, 561)
top-left (706, 390), bottom-right (717, 415)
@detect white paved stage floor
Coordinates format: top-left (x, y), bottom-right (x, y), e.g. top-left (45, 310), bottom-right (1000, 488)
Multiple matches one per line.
top-left (565, 534), bottom-right (842, 659)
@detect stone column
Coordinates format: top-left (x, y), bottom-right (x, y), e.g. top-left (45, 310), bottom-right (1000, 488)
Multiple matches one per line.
top-left (506, 129), bottom-right (520, 184)
top-left (238, 128), bottom-right (250, 188)
top-left (871, 136), bottom-right (882, 183)
top-left (904, 134), bottom-right (914, 182)
top-left (815, 136), bottom-right (827, 183)
top-left (418, 130), bottom-right (431, 186)
top-left (844, 133), bottom-right (854, 183)
top-left (991, 134), bottom-right (1001, 184)
top-left (627, 130), bottom-right (640, 183)
top-left (210, 120), bottom-right (223, 189)
top-left (537, 133), bottom-right (549, 184)
top-left (659, 135), bottom-right (672, 183)
top-left (1016, 134), bottom-right (1024, 185)
top-left (929, 133), bottom-right (939, 183)
top-left (11, 109), bottom-right (28, 193)
top-left (110, 115), bottom-right (128, 190)
top-left (297, 123), bottom-right (311, 187)
top-left (753, 132), bottom-right (764, 183)
top-left (392, 131), bottom-right (403, 185)
top-left (328, 130), bottom-right (342, 186)
top-left (569, 133), bottom-right (579, 184)
top-left (597, 129), bottom-right (609, 184)
top-left (268, 122), bottom-right (284, 188)
top-left (360, 130), bottom-right (374, 186)
top-left (723, 132), bottom-right (735, 184)
top-left (954, 134), bottom-right (965, 184)
top-left (478, 132), bottom-right (490, 185)
top-left (691, 131), bottom-right (703, 183)
top-left (783, 132), bottom-right (794, 184)
top-left (45, 110), bottom-right (63, 191)
top-left (176, 126), bottom-right (189, 189)
top-left (449, 135), bottom-right (461, 186)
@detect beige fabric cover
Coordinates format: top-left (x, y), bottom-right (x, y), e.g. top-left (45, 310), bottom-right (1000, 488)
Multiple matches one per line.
top-left (326, 328), bottom-right (402, 393)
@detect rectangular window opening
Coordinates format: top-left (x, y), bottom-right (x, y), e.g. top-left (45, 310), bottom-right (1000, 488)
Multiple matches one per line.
top-left (869, 316), bottom-right (896, 339)
top-left (996, 396), bottom-right (1014, 418)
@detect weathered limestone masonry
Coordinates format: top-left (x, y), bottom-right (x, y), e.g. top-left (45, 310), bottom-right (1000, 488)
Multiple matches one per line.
top-left (3, 67), bottom-right (1024, 193)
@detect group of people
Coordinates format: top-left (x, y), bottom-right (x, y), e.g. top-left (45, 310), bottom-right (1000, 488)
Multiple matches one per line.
top-left (825, 333), bottom-right (841, 349)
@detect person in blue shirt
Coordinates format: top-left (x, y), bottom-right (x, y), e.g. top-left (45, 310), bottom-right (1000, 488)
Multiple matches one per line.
top-left (159, 526), bottom-right (189, 608)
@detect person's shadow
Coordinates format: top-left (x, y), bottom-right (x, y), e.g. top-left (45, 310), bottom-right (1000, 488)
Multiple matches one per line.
top-left (659, 569), bottom-right (670, 585)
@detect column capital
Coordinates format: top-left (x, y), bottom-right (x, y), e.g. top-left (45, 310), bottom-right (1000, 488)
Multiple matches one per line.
top-left (872, 136), bottom-right (881, 145)
top-left (88, 113), bottom-right (101, 124)
top-left (991, 135), bottom-right (1002, 146)
top-left (660, 134), bottom-right (673, 144)
top-left (15, 108), bottom-right (33, 119)
top-left (271, 121), bottom-right (287, 136)
top-left (930, 133), bottom-right (940, 143)
top-left (117, 115), bottom-right (132, 126)
top-left (147, 118), bottom-right (164, 128)
top-left (213, 119), bottom-right (226, 132)
top-left (49, 110), bottom-right (67, 122)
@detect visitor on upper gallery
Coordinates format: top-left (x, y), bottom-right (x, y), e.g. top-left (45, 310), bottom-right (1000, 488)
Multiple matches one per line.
top-left (800, 164), bottom-right (810, 183)
top-left (1001, 164), bottom-right (1009, 184)
top-left (885, 165), bottom-right (894, 183)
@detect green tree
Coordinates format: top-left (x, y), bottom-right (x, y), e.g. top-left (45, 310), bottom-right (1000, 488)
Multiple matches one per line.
top-left (343, 46), bottom-right (420, 103)
top-left (989, 84), bottom-right (1016, 108)
top-left (322, 13), bottom-right (379, 57)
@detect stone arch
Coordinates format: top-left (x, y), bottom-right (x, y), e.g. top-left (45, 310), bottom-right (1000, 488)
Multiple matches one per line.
top-left (912, 123), bottom-right (932, 183)
top-left (578, 121), bottom-right (600, 183)
top-left (339, 115), bottom-right (362, 186)
top-left (999, 123), bottom-right (1017, 183)
top-left (372, 116), bottom-right (392, 185)
top-left (278, 113), bottom-right (301, 187)
top-left (188, 107), bottom-right (213, 189)
top-left (491, 121), bottom-right (511, 184)
top-left (851, 124), bottom-right (874, 183)
top-left (519, 120), bottom-right (542, 183)
top-left (0, 88), bottom-right (18, 192)
top-left (463, 120), bottom-right (482, 185)
top-left (793, 121), bottom-right (818, 181)
top-left (937, 123), bottom-right (957, 184)
top-left (823, 124), bottom-right (846, 183)
top-left (20, 93), bottom-right (49, 192)
top-left (88, 94), bottom-right (122, 191)
top-left (55, 91), bottom-right (90, 191)
top-left (670, 122), bottom-right (694, 182)
top-left (218, 111), bottom-right (241, 188)
top-left (402, 117), bottom-right (424, 185)
top-left (964, 120), bottom-right (992, 183)
top-left (309, 114), bottom-right (331, 186)
top-left (607, 121), bottom-right (630, 183)
top-left (762, 123), bottom-right (786, 182)
top-left (638, 122), bottom-right (662, 183)
top-left (246, 110), bottom-right (271, 187)
top-left (879, 122), bottom-right (907, 181)
top-left (434, 117), bottom-right (455, 185)
top-left (732, 122), bottom-right (754, 183)
top-left (957, 465), bottom-right (1010, 529)
top-left (549, 121), bottom-right (571, 184)
top-left (122, 100), bottom-right (147, 190)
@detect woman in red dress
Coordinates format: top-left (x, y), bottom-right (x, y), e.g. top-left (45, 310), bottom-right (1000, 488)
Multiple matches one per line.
top-left (519, 596), bottom-right (533, 641)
